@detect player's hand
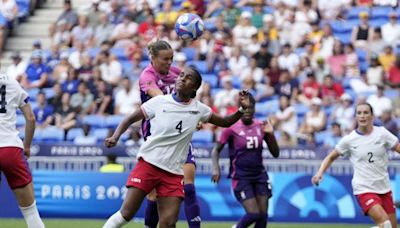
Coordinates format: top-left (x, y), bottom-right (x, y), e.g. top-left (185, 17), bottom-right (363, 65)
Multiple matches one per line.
top-left (211, 169), bottom-right (221, 184)
top-left (104, 136), bottom-right (118, 148)
top-left (238, 90), bottom-right (252, 110)
top-left (24, 147), bottom-right (31, 159)
top-left (196, 122), bottom-right (203, 130)
top-left (263, 119), bottom-right (274, 133)
top-left (311, 174), bottom-right (323, 186)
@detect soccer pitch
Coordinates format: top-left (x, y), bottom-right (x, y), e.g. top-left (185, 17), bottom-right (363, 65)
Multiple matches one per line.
top-left (0, 219), bottom-right (370, 228)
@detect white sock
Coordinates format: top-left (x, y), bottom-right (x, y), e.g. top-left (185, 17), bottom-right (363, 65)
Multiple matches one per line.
top-left (103, 211), bottom-right (128, 228)
top-left (19, 201), bottom-right (45, 228)
top-left (381, 220), bottom-right (392, 228)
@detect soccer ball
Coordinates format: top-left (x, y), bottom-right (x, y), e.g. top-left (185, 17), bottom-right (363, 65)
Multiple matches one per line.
top-left (175, 13), bottom-right (204, 40)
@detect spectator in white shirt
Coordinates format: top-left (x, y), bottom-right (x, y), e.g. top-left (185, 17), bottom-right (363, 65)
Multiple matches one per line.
top-left (227, 46), bottom-right (248, 76)
top-left (232, 11), bottom-right (257, 47)
top-left (381, 12), bottom-right (400, 47)
top-left (114, 78), bottom-right (141, 115)
top-left (98, 50), bottom-right (122, 87)
top-left (367, 85), bottom-right (393, 117)
top-left (74, 124), bottom-right (97, 145)
top-left (71, 15), bottom-right (94, 48)
top-left (278, 43), bottom-right (300, 74)
top-left (214, 76), bottom-right (238, 116)
top-left (110, 12), bottom-right (138, 49)
top-left (6, 51), bottom-right (27, 81)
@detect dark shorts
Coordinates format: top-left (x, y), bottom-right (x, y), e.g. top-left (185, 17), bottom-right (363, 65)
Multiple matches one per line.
top-left (356, 191), bottom-right (396, 215)
top-left (185, 144), bottom-right (196, 165)
top-left (126, 158), bottom-right (184, 198)
top-left (0, 147), bottom-right (32, 189)
top-left (232, 178), bottom-right (272, 202)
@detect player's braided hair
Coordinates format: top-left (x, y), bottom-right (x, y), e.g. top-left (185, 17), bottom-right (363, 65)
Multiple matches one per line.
top-left (147, 40), bottom-right (172, 59)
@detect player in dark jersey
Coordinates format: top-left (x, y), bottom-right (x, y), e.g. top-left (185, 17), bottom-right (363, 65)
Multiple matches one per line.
top-left (211, 95), bottom-right (279, 228)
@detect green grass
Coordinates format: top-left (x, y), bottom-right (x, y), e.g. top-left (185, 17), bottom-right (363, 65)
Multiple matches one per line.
top-left (0, 219), bottom-right (371, 228)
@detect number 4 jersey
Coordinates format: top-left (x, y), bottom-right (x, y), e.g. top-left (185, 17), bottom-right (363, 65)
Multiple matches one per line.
top-left (138, 94), bottom-right (212, 175)
top-left (0, 74), bottom-right (29, 149)
top-left (219, 119), bottom-right (267, 181)
top-left (336, 126), bottom-right (398, 195)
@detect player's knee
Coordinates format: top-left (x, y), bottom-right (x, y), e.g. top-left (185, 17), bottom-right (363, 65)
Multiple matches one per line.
top-left (159, 214), bottom-right (178, 228)
top-left (119, 208), bottom-right (134, 222)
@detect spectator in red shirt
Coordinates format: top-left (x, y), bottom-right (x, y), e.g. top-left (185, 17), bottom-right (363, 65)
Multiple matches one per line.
top-left (321, 74), bottom-right (344, 105)
top-left (299, 71), bottom-right (321, 106)
top-left (189, 0), bottom-right (205, 16)
top-left (386, 55), bottom-right (400, 88)
top-left (138, 12), bottom-right (158, 43)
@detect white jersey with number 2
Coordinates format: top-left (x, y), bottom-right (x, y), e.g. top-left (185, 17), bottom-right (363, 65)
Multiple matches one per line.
top-left (139, 94), bottom-right (212, 175)
top-left (0, 74), bottom-right (29, 149)
top-left (336, 126), bottom-right (398, 195)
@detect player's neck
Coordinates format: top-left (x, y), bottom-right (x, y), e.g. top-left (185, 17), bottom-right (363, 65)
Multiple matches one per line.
top-left (357, 125), bottom-right (373, 135)
top-left (173, 92), bottom-right (191, 103)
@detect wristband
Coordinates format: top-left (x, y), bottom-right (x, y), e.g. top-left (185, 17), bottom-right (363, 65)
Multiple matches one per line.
top-left (238, 107), bottom-right (246, 113)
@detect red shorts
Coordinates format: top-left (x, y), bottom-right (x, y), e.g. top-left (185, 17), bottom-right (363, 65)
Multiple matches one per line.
top-left (0, 147), bottom-right (32, 189)
top-left (356, 191), bottom-right (396, 215)
top-left (126, 158), bottom-right (184, 198)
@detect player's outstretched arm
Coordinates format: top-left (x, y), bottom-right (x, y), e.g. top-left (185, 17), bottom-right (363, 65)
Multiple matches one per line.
top-left (20, 103), bottom-right (36, 159)
top-left (311, 149), bottom-right (340, 186)
top-left (211, 142), bottom-right (225, 183)
top-left (208, 90), bottom-right (253, 127)
top-left (105, 109), bottom-right (145, 148)
top-left (263, 119), bottom-right (279, 158)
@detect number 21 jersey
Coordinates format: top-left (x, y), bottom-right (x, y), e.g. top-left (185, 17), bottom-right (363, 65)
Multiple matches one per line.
top-left (0, 74), bottom-right (29, 149)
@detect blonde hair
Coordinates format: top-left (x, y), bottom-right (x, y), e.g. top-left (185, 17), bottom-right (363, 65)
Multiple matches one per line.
top-left (147, 40), bottom-right (172, 59)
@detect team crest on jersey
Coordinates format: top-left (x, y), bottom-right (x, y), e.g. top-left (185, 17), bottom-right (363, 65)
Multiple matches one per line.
top-left (157, 79), bottom-right (163, 86)
top-left (239, 131), bottom-right (245, 136)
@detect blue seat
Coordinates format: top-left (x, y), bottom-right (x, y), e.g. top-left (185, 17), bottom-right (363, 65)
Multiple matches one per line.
top-left (27, 88), bottom-right (39, 101)
top-left (91, 128), bottom-right (110, 142)
top-left (204, 21), bottom-right (216, 31)
top-left (192, 130), bottom-right (213, 145)
top-left (384, 89), bottom-right (398, 98)
top-left (66, 128), bottom-right (84, 141)
top-left (371, 7), bottom-right (392, 19)
top-left (330, 21), bottom-right (353, 34)
top-left (202, 74), bottom-right (218, 88)
top-left (182, 47), bottom-right (196, 61)
top-left (120, 60), bottom-right (133, 74)
top-left (16, 114), bottom-right (25, 127)
top-left (140, 60), bottom-right (151, 69)
top-left (346, 7), bottom-right (369, 20)
top-left (111, 48), bottom-right (128, 61)
top-left (240, 6), bottom-right (253, 12)
top-left (231, 76), bottom-right (241, 89)
top-left (263, 6), bottom-right (274, 14)
top-left (187, 60), bottom-right (208, 74)
top-left (105, 115), bottom-right (124, 128)
top-left (293, 103), bottom-right (308, 118)
top-left (335, 33), bottom-right (351, 44)
top-left (40, 127), bottom-right (65, 142)
top-left (0, 14), bottom-right (6, 26)
top-left (87, 47), bottom-right (101, 58)
top-left (211, 88), bottom-right (222, 97)
top-left (82, 115), bottom-right (106, 128)
top-left (356, 48), bottom-right (367, 62)
top-left (315, 131), bottom-right (331, 145)
top-left (42, 88), bottom-right (55, 99)
top-left (255, 100), bottom-right (279, 117)
top-left (359, 61), bottom-right (369, 74)
top-left (369, 18), bottom-right (389, 27)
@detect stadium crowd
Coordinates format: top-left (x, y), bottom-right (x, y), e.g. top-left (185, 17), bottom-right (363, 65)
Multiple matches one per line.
top-left (3, 0), bottom-right (400, 147)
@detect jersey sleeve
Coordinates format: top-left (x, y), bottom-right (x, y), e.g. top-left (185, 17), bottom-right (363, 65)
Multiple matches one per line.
top-left (139, 68), bottom-right (160, 93)
top-left (219, 127), bottom-right (233, 144)
top-left (140, 95), bottom-right (162, 120)
top-left (381, 127), bottom-right (399, 149)
top-left (335, 135), bottom-right (351, 156)
top-left (198, 102), bottom-right (212, 123)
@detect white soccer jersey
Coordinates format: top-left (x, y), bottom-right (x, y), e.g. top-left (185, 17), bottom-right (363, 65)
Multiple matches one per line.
top-left (336, 126), bottom-right (398, 195)
top-left (138, 94), bottom-right (212, 175)
top-left (0, 74), bottom-right (29, 149)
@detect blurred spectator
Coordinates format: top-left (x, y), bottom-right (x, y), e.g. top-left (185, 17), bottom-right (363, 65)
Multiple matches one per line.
top-left (313, 58), bottom-right (330, 84)
top-left (253, 41), bottom-right (273, 69)
top-left (381, 12), bottom-right (400, 47)
top-left (327, 40), bottom-right (346, 79)
top-left (6, 51), bottom-right (27, 80)
top-left (298, 71), bottom-right (320, 106)
top-left (71, 15), bottom-right (94, 48)
top-left (227, 46), bottom-right (248, 76)
top-left (240, 58), bottom-right (263, 84)
top-left (155, 0), bottom-right (178, 28)
top-left (94, 12), bottom-right (114, 47)
top-left (317, 0), bottom-right (347, 20)
top-left (198, 30), bottom-right (214, 61)
top-left (68, 42), bottom-right (86, 69)
top-left (274, 69), bottom-right (299, 101)
top-left (245, 34), bottom-right (261, 56)
top-left (317, 24), bottom-right (335, 59)
top-left (74, 124), bottom-right (97, 145)
top-left (214, 77), bottom-right (238, 115)
top-left (330, 93), bottom-right (355, 132)
top-left (264, 57), bottom-right (281, 87)
top-left (320, 74), bottom-right (344, 105)
top-left (386, 55), bottom-right (400, 88)
top-left (125, 127), bottom-right (144, 147)
top-left (343, 44), bottom-right (359, 77)
top-left (250, 1), bottom-right (263, 29)
top-left (299, 97), bottom-right (327, 134)
top-left (368, 28), bottom-right (386, 57)
top-left (114, 78), bottom-right (140, 115)
top-left (307, 21), bottom-right (323, 46)
top-left (55, 93), bottom-right (77, 132)
top-left (99, 153), bottom-right (125, 173)
top-left (108, 0), bottom-right (125, 25)
top-left (125, 51), bottom-right (144, 80)
top-left (20, 51), bottom-right (50, 89)
top-left (351, 12), bottom-right (373, 49)
top-left (367, 85), bottom-right (392, 117)
top-left (138, 12), bottom-right (158, 43)
top-left (179, 1), bottom-right (196, 15)
top-left (281, 10), bottom-right (312, 48)
top-left (98, 50), bottom-right (122, 87)
top-left (87, 0), bottom-right (101, 27)
top-left (378, 109), bottom-right (398, 136)
top-left (47, 83), bottom-right (63, 111)
top-left (323, 122), bottom-right (343, 148)
top-left (111, 12), bottom-right (138, 48)
top-left (277, 131), bottom-right (297, 148)
top-left (92, 80), bottom-right (113, 116)
top-left (189, 0), bottom-right (205, 16)
top-left (52, 19), bottom-right (72, 47)
top-left (45, 45), bottom-right (61, 71)
top-left (270, 95), bottom-right (298, 138)
top-left (261, 15), bottom-right (280, 55)
top-left (0, 0), bottom-right (18, 30)
top-left (70, 82), bottom-right (94, 115)
top-left (220, 0), bottom-right (241, 28)
top-left (61, 68), bottom-right (80, 94)
top-left (207, 32), bottom-right (228, 72)
top-left (366, 56), bottom-right (384, 86)
top-left (33, 92), bottom-right (54, 129)
top-left (232, 11), bottom-right (257, 47)
top-left (49, 0), bottom-right (78, 37)
top-left (277, 44), bottom-right (300, 74)
top-left (378, 45), bottom-right (396, 72)
top-left (78, 53), bottom-right (94, 81)
top-left (52, 52), bottom-right (71, 83)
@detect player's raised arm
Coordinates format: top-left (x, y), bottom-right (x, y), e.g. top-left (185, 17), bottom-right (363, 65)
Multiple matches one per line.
top-left (208, 90), bottom-right (253, 127)
top-left (105, 109), bottom-right (145, 148)
top-left (263, 119), bottom-right (280, 158)
top-left (311, 149), bottom-right (341, 186)
top-left (19, 103), bottom-right (36, 159)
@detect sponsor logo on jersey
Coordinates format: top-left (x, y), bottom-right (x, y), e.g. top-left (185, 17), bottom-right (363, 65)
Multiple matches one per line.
top-left (163, 109), bottom-right (199, 114)
top-left (366, 199), bottom-right (374, 206)
top-left (130, 178), bottom-right (141, 183)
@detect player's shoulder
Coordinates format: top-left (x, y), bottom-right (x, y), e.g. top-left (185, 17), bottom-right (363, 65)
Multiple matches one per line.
top-left (139, 65), bottom-right (156, 78)
top-left (0, 74), bottom-right (20, 88)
